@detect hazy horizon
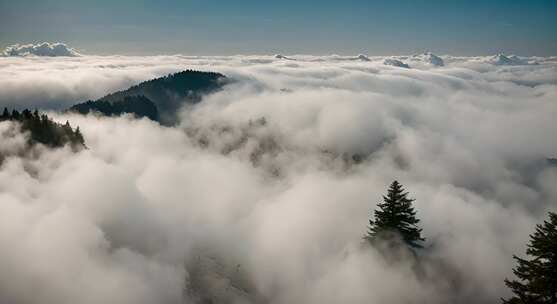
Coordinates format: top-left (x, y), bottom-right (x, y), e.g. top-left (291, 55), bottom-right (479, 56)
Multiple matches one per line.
top-left (1, 0), bottom-right (557, 56)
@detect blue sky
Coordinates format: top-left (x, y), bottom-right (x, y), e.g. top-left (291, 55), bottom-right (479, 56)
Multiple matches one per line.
top-left (1, 0), bottom-right (556, 55)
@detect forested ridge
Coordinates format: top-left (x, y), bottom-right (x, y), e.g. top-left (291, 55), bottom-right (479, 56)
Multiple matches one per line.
top-left (0, 107), bottom-right (85, 149)
top-left (69, 70), bottom-right (226, 125)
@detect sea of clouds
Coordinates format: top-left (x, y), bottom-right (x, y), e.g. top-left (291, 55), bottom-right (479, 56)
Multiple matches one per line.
top-left (0, 49), bottom-right (556, 304)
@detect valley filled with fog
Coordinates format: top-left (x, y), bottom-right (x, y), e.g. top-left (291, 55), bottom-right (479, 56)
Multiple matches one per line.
top-left (1, 52), bottom-right (556, 304)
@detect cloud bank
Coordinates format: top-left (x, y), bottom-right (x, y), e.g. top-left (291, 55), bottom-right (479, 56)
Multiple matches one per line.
top-left (0, 53), bottom-right (556, 304)
top-left (1, 42), bottom-right (80, 57)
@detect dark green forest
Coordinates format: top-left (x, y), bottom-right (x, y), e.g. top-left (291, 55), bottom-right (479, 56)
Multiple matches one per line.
top-left (69, 70), bottom-right (226, 125)
top-left (70, 95), bottom-right (159, 121)
top-left (0, 108), bottom-right (85, 149)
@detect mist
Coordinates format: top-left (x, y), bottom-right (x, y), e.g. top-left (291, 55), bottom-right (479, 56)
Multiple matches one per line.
top-left (0, 54), bottom-right (556, 303)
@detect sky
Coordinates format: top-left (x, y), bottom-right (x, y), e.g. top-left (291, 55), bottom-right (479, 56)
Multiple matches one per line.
top-left (1, 0), bottom-right (556, 56)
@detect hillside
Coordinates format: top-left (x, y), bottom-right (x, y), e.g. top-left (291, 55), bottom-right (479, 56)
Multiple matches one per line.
top-left (69, 70), bottom-right (227, 125)
top-left (70, 95), bottom-right (159, 121)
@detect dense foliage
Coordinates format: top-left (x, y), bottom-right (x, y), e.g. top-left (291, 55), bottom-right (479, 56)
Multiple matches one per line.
top-left (0, 107), bottom-right (85, 149)
top-left (70, 95), bottom-right (158, 121)
top-left (365, 180), bottom-right (425, 249)
top-left (503, 212), bottom-right (557, 304)
top-left (69, 70), bottom-right (226, 125)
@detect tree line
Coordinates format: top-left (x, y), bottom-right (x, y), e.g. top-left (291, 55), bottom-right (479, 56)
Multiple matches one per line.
top-left (367, 180), bottom-right (556, 303)
top-left (0, 107), bottom-right (85, 149)
top-left (70, 95), bottom-right (159, 121)
top-left (73, 69), bottom-right (227, 126)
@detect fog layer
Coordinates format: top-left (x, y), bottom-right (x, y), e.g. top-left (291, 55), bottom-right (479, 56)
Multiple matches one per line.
top-left (0, 54), bottom-right (556, 304)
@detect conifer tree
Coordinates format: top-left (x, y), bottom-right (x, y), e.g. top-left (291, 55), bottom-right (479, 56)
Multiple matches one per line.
top-left (502, 212), bottom-right (557, 304)
top-left (22, 109), bottom-right (32, 119)
top-left (365, 180), bottom-right (425, 249)
top-left (11, 110), bottom-right (20, 120)
top-left (1, 107), bottom-right (9, 120)
top-left (73, 126), bottom-right (85, 146)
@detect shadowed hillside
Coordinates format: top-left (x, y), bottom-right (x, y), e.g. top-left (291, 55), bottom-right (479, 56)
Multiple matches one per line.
top-left (70, 95), bottom-right (159, 121)
top-left (69, 70), bottom-right (226, 125)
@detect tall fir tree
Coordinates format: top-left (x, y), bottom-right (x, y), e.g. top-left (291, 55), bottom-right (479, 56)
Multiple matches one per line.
top-left (73, 126), bottom-right (85, 146)
top-left (365, 180), bottom-right (425, 249)
top-left (1, 107), bottom-right (9, 120)
top-left (502, 212), bottom-right (557, 304)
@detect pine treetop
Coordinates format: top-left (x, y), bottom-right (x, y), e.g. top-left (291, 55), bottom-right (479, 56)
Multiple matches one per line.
top-left (366, 180), bottom-right (425, 249)
top-left (503, 212), bottom-right (557, 304)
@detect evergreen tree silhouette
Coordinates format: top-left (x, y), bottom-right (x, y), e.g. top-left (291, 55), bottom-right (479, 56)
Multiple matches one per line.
top-left (365, 180), bottom-right (425, 249)
top-left (0, 107), bottom-right (9, 120)
top-left (73, 126), bottom-right (85, 146)
top-left (11, 110), bottom-right (20, 120)
top-left (503, 212), bottom-right (557, 304)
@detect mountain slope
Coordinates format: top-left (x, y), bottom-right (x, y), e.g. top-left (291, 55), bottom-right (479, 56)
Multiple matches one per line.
top-left (70, 70), bottom-right (227, 125)
top-left (70, 95), bottom-right (159, 121)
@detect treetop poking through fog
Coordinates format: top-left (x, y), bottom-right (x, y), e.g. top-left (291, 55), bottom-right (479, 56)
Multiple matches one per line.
top-left (366, 181), bottom-right (425, 249)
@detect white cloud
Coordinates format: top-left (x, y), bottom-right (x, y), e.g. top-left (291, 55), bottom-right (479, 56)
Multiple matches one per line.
top-left (1, 42), bottom-right (80, 57)
top-left (0, 53), bottom-right (556, 303)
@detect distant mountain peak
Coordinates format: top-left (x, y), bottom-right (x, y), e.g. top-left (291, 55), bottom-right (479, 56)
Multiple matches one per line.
top-left (412, 52), bottom-right (444, 66)
top-left (383, 58), bottom-right (410, 68)
top-left (356, 54), bottom-right (371, 61)
top-left (274, 54), bottom-right (295, 60)
top-left (489, 53), bottom-right (532, 66)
